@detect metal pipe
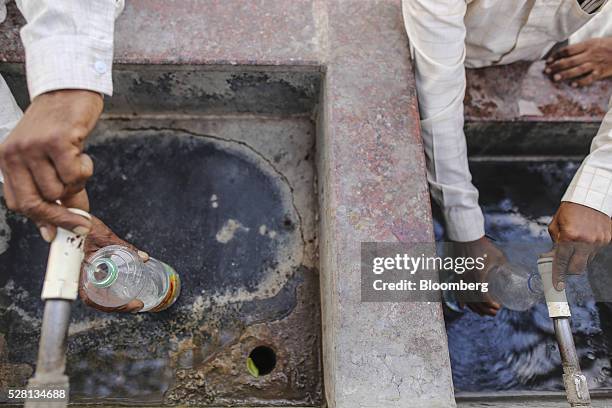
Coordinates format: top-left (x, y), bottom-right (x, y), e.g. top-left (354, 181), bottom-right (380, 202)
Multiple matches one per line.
top-left (538, 255), bottom-right (592, 407)
top-left (24, 208), bottom-right (91, 408)
top-left (553, 317), bottom-right (591, 407)
top-left (24, 301), bottom-right (71, 408)
top-left (35, 300), bottom-right (72, 376)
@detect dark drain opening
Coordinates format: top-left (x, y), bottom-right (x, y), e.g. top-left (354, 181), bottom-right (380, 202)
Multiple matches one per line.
top-left (247, 346), bottom-right (276, 377)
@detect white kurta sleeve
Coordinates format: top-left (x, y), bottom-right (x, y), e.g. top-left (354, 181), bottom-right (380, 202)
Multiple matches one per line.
top-left (562, 97), bottom-right (612, 216)
top-left (15, 0), bottom-right (124, 99)
top-left (0, 75), bottom-right (24, 183)
top-left (402, 0), bottom-right (484, 242)
top-left (570, 0), bottom-right (612, 43)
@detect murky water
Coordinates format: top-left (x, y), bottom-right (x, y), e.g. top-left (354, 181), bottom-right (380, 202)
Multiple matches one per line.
top-left (434, 160), bottom-right (612, 392)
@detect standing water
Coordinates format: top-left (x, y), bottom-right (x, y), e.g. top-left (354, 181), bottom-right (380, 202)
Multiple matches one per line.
top-left (436, 160), bottom-right (612, 392)
top-left (83, 245), bottom-right (181, 312)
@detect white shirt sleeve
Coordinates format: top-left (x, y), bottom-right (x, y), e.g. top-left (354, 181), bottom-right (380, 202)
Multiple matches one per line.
top-left (15, 0), bottom-right (125, 99)
top-left (0, 75), bottom-right (24, 183)
top-left (562, 97), bottom-right (612, 216)
top-left (402, 0), bottom-right (485, 242)
top-left (570, 0), bottom-right (612, 43)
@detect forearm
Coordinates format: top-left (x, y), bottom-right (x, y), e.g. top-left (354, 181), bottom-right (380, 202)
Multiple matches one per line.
top-left (402, 0), bottom-right (484, 242)
top-left (562, 98), bottom-right (612, 216)
top-left (15, 0), bottom-right (124, 99)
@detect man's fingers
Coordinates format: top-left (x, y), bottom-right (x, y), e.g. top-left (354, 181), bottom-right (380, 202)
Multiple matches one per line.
top-left (23, 200), bottom-right (91, 235)
top-left (547, 55), bottom-right (589, 74)
top-left (36, 222), bottom-right (57, 243)
top-left (551, 43), bottom-right (588, 60)
top-left (138, 250), bottom-right (150, 262)
top-left (28, 158), bottom-right (65, 202)
top-left (63, 154), bottom-right (94, 196)
top-left (482, 306), bottom-right (499, 317)
top-left (468, 303), bottom-right (499, 317)
top-left (80, 296), bottom-right (143, 313)
top-left (6, 163), bottom-right (91, 233)
top-left (567, 245), bottom-right (590, 275)
top-left (573, 72), bottom-right (599, 88)
top-left (79, 271), bottom-right (144, 313)
top-left (553, 243), bottom-right (573, 291)
top-left (551, 63), bottom-right (593, 82)
top-left (1, 175), bottom-right (17, 211)
top-left (62, 189), bottom-right (90, 212)
top-left (117, 300), bottom-right (144, 313)
top-left (51, 150), bottom-right (94, 186)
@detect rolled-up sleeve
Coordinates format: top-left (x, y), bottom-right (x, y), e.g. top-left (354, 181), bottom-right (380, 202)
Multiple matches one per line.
top-left (15, 0), bottom-right (124, 99)
top-left (562, 97), bottom-right (612, 216)
top-left (402, 0), bottom-right (484, 242)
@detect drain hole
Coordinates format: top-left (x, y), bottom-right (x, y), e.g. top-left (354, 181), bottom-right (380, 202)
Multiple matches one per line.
top-left (247, 346), bottom-right (276, 377)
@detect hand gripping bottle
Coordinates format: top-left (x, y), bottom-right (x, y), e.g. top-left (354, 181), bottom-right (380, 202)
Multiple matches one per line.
top-left (82, 245), bottom-right (181, 312)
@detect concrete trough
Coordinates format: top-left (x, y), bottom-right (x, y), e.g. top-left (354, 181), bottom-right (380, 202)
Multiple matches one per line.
top-left (0, 64), bottom-right (323, 406)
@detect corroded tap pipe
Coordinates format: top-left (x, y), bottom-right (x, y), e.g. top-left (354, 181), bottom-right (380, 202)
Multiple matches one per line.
top-left (539, 256), bottom-right (591, 408)
top-left (553, 318), bottom-right (591, 407)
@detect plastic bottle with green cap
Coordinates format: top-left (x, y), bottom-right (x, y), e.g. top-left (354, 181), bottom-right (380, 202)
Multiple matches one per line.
top-left (82, 245), bottom-right (181, 312)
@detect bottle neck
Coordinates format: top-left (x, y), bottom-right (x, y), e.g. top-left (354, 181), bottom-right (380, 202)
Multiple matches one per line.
top-left (87, 258), bottom-right (119, 288)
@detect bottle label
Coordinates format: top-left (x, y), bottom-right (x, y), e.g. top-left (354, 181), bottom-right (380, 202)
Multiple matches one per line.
top-left (149, 263), bottom-right (181, 312)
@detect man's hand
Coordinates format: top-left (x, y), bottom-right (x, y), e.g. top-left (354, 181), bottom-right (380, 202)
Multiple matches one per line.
top-left (548, 202), bottom-right (611, 291)
top-left (79, 216), bottom-right (149, 313)
top-left (0, 90), bottom-right (103, 242)
top-left (451, 236), bottom-right (504, 317)
top-left (545, 38), bottom-right (612, 87)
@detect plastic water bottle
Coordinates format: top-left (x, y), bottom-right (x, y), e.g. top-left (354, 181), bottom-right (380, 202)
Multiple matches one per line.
top-left (82, 245), bottom-right (181, 312)
top-left (487, 263), bottom-right (542, 311)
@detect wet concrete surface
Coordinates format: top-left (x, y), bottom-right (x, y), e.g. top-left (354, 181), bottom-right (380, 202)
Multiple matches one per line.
top-left (434, 159), bottom-right (612, 393)
top-left (0, 118), bottom-right (322, 406)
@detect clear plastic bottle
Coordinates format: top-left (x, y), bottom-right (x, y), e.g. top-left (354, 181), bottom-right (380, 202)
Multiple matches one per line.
top-left (487, 263), bottom-right (542, 311)
top-left (82, 245), bottom-right (181, 312)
